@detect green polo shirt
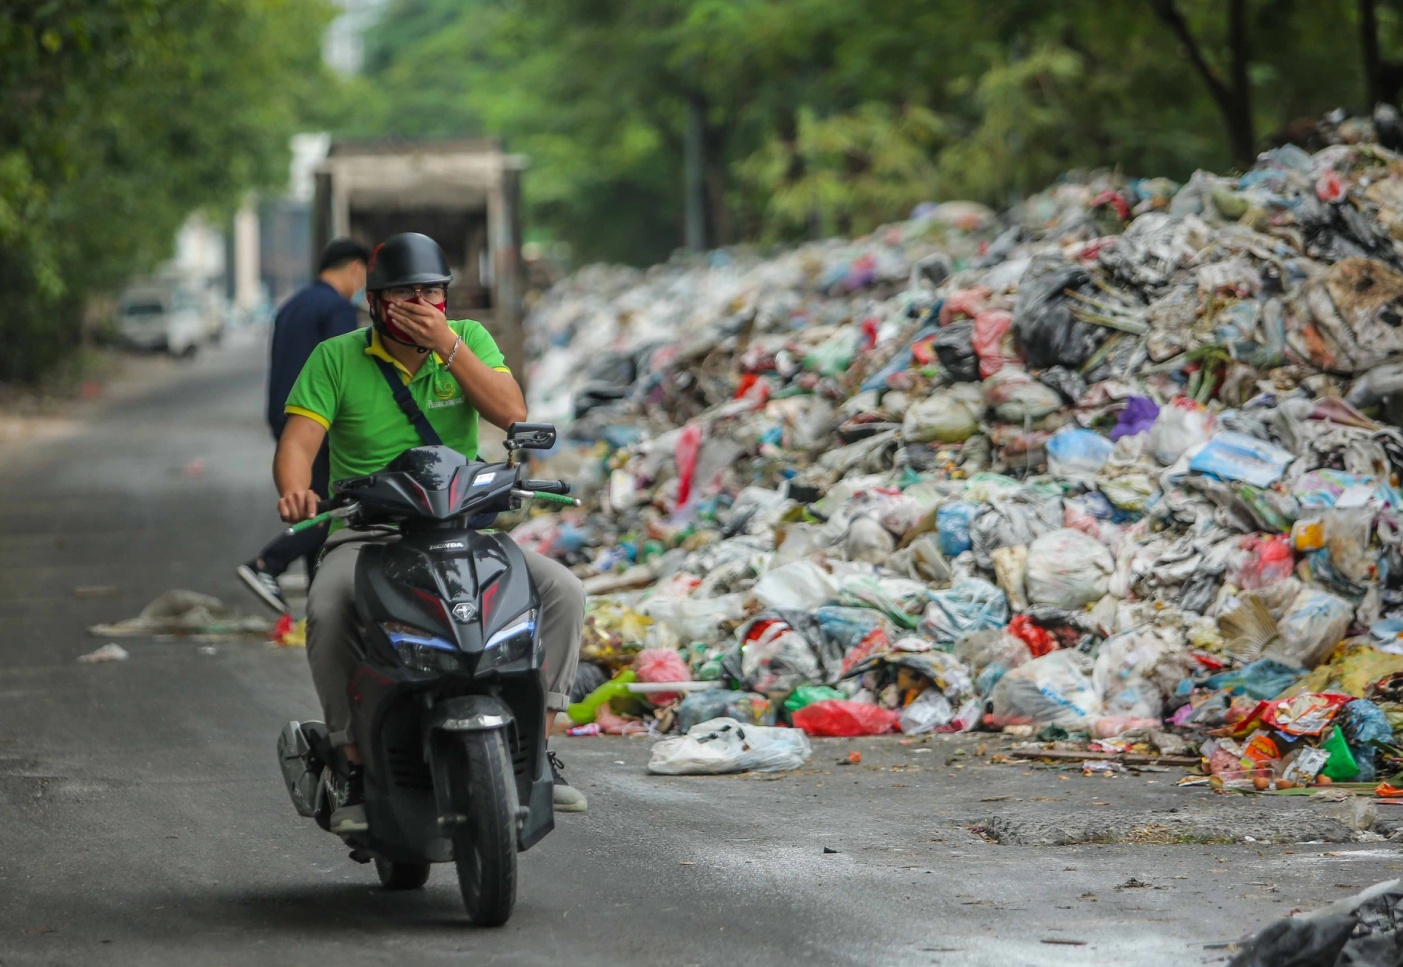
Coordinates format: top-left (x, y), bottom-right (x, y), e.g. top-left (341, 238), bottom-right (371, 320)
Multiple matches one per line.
top-left (284, 320), bottom-right (510, 488)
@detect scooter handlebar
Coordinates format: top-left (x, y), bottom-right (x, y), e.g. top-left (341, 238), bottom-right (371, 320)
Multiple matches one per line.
top-left (522, 479), bottom-right (571, 495)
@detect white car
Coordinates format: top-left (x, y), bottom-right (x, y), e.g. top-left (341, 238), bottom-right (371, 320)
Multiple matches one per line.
top-left (117, 284), bottom-right (208, 357)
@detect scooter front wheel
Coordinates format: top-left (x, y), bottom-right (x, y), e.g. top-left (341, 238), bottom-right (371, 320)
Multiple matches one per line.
top-left (448, 729), bottom-right (518, 926)
top-left (375, 858), bottom-right (431, 890)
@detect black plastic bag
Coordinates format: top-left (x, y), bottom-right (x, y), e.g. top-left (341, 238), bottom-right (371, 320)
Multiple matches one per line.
top-left (1013, 256), bottom-right (1105, 369)
top-left (1229, 879), bottom-right (1403, 967)
top-left (933, 321), bottom-right (979, 382)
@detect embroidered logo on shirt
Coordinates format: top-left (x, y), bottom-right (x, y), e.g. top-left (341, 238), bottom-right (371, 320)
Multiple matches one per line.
top-left (426, 397), bottom-right (464, 409)
top-left (433, 373), bottom-right (457, 399)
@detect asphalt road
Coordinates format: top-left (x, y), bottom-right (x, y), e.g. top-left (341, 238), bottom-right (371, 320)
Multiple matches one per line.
top-left (1, 333), bottom-right (1400, 967)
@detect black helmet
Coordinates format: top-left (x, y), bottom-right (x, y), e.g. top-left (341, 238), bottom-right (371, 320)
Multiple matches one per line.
top-left (365, 232), bottom-right (452, 291)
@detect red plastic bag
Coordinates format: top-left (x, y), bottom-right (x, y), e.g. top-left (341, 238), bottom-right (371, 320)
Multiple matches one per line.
top-left (792, 699), bottom-right (900, 737)
top-left (971, 309), bottom-right (1018, 379)
top-left (675, 423), bottom-right (703, 507)
top-left (1007, 614), bottom-right (1056, 658)
top-left (1234, 534), bottom-right (1295, 590)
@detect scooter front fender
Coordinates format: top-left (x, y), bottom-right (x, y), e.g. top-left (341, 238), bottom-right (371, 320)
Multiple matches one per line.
top-left (426, 695), bottom-right (515, 733)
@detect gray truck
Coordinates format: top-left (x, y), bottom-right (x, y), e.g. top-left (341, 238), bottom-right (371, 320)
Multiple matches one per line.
top-left (312, 138), bottom-right (528, 381)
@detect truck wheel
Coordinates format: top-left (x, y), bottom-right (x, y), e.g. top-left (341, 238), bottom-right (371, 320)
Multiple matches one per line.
top-left (448, 730), bottom-right (518, 926)
top-left (375, 858), bottom-right (431, 890)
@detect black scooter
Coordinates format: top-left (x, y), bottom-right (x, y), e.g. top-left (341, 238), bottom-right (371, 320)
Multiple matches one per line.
top-left (276, 423), bottom-right (578, 925)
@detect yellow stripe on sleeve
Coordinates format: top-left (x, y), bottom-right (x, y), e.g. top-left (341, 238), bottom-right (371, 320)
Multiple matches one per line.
top-left (284, 405), bottom-right (331, 430)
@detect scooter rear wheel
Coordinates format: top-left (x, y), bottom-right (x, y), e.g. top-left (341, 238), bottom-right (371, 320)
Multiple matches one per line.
top-left (374, 858), bottom-right (431, 890)
top-left (448, 730), bottom-right (518, 926)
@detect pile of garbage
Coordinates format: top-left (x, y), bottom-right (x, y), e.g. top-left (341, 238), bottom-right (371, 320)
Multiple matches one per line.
top-left (518, 140), bottom-right (1403, 783)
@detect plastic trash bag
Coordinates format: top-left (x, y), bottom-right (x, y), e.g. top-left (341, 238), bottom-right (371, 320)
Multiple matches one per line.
top-left (1228, 878), bottom-right (1403, 967)
top-left (633, 648), bottom-right (693, 705)
top-left (972, 309), bottom-right (1018, 378)
top-left (920, 579), bottom-right (1009, 644)
top-left (1092, 630), bottom-right (1194, 720)
top-left (982, 366), bottom-right (1064, 423)
top-left (990, 649), bottom-right (1104, 730)
top-left (1047, 427), bottom-right (1114, 484)
top-left (1111, 396), bottom-right (1159, 441)
top-left (1265, 589), bottom-right (1355, 670)
top-left (837, 574), bottom-right (930, 630)
top-left (648, 718), bottom-right (812, 775)
top-left (752, 560), bottom-right (837, 611)
top-left (937, 501), bottom-right (980, 557)
top-left (783, 685), bottom-right (846, 714)
top-left (791, 699), bottom-right (901, 737)
top-left (1148, 398), bottom-right (1218, 465)
top-left (1012, 256), bottom-right (1103, 369)
top-left (932, 321), bottom-right (979, 382)
top-left (1201, 659), bottom-right (1305, 700)
top-left (676, 691), bottom-right (774, 733)
top-left (845, 515), bottom-right (896, 564)
top-left (1024, 529), bottom-right (1115, 609)
top-left (901, 384), bottom-right (984, 443)
top-left (969, 490), bottom-right (1063, 570)
top-left (899, 689), bottom-right (955, 734)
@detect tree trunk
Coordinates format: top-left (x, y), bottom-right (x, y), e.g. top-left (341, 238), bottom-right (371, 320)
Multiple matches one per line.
top-left (683, 94), bottom-right (707, 252)
top-left (703, 119), bottom-right (730, 247)
top-left (1225, 0), bottom-right (1255, 167)
top-left (1361, 0), bottom-right (1383, 108)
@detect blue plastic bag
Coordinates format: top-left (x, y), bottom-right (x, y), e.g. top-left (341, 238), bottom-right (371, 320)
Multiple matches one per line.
top-left (937, 501), bottom-right (980, 557)
top-left (1189, 431), bottom-right (1294, 487)
top-left (1046, 427), bottom-right (1113, 482)
top-left (1201, 659), bottom-right (1305, 700)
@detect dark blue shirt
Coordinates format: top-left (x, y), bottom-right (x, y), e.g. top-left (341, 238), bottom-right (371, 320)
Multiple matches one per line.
top-left (265, 280), bottom-right (359, 437)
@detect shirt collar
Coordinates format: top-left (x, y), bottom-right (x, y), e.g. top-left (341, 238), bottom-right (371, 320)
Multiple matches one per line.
top-left (363, 328), bottom-right (445, 380)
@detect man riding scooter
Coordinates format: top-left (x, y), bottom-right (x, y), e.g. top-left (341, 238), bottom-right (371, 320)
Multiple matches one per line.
top-left (274, 232), bottom-right (588, 833)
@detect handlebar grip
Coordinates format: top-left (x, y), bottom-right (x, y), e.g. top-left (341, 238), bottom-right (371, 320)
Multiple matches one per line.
top-left (523, 479), bottom-right (571, 495)
top-left (315, 499), bottom-right (335, 515)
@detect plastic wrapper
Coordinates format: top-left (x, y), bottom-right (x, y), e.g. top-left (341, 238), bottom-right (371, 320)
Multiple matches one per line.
top-left (1189, 431), bottom-right (1295, 487)
top-left (648, 718), bottom-right (812, 775)
top-left (1024, 529), bottom-right (1115, 609)
top-left (990, 649), bottom-right (1103, 730)
top-left (792, 699), bottom-right (901, 736)
top-left (1232, 534), bottom-right (1296, 590)
top-left (676, 691), bottom-right (774, 733)
top-left (1260, 692), bottom-right (1352, 735)
top-left (920, 579), bottom-right (1009, 644)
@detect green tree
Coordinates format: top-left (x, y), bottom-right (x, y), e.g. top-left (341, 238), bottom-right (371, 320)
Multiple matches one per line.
top-left (0, 0), bottom-right (339, 384)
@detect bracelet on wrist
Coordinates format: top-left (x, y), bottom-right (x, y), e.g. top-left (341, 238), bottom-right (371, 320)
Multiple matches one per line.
top-left (444, 338), bottom-right (462, 367)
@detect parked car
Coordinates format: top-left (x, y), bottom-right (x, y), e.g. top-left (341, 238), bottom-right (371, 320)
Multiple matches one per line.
top-left (117, 282), bottom-right (208, 357)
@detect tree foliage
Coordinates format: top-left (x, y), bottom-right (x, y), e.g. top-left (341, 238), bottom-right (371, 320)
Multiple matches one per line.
top-left (349, 0), bottom-right (1403, 268)
top-left (0, 0), bottom-right (338, 383)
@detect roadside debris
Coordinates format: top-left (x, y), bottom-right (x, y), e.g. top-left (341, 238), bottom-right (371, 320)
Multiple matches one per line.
top-left (88, 590), bottom-right (274, 639)
top-left (77, 643), bottom-right (129, 663)
top-left (1228, 877), bottom-right (1403, 967)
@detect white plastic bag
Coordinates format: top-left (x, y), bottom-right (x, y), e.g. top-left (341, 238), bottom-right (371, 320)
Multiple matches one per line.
top-left (1092, 629), bottom-right (1194, 720)
top-left (990, 650), bottom-right (1103, 729)
top-left (1265, 589), bottom-right (1354, 669)
top-left (647, 717), bottom-right (813, 775)
top-left (752, 560), bottom-right (837, 611)
top-left (1148, 399), bottom-right (1217, 465)
top-left (898, 689), bottom-right (954, 735)
top-left (901, 384), bottom-right (984, 443)
top-left (1024, 529), bottom-right (1115, 609)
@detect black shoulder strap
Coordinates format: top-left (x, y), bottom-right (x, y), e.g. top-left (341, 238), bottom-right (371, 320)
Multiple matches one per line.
top-left (367, 329), bottom-right (442, 446)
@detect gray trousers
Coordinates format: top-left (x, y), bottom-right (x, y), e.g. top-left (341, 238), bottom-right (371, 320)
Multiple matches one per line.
top-left (306, 529), bottom-right (585, 747)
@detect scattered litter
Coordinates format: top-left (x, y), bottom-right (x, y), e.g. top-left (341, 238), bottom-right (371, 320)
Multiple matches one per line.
top-left (77, 643), bottom-right (129, 663)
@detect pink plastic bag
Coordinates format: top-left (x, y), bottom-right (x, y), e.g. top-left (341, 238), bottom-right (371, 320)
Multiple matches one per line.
top-left (939, 287), bottom-right (992, 326)
top-left (675, 424), bottom-right (703, 507)
top-left (971, 310), bottom-right (1019, 378)
top-left (792, 699), bottom-right (900, 737)
top-left (1233, 534), bottom-right (1295, 590)
top-left (633, 648), bottom-right (692, 706)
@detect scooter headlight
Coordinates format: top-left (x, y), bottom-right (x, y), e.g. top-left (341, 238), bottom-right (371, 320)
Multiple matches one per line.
top-left (484, 610), bottom-right (535, 651)
top-left (382, 621), bottom-right (465, 674)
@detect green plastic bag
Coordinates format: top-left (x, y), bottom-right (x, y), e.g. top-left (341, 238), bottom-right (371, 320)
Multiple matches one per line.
top-left (784, 685), bottom-right (845, 714)
top-left (1321, 725), bottom-right (1360, 782)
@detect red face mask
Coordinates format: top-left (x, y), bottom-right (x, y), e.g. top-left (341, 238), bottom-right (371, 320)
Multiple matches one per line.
top-left (374, 294), bottom-right (448, 346)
